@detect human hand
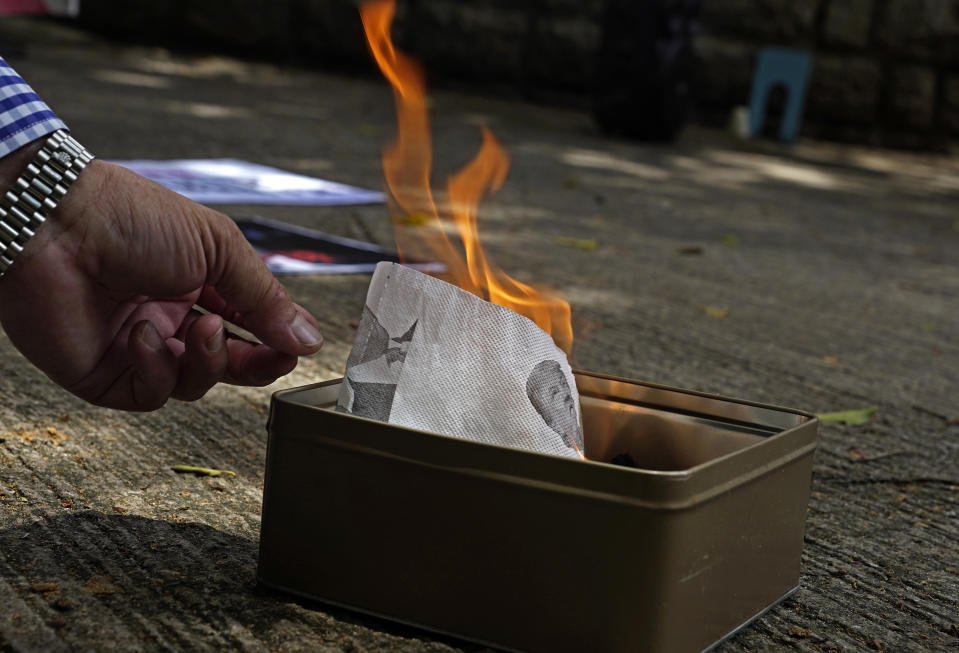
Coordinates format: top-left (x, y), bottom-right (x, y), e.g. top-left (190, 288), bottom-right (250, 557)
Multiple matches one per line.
top-left (0, 148), bottom-right (323, 410)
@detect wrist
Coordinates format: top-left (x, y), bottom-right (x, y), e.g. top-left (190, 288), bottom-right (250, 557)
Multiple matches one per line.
top-left (0, 140), bottom-right (45, 191)
top-left (0, 131), bottom-right (95, 277)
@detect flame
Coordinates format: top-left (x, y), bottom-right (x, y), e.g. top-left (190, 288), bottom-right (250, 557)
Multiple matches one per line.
top-left (360, 0), bottom-right (573, 354)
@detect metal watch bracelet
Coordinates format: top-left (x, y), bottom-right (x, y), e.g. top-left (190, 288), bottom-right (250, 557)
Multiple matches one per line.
top-left (0, 130), bottom-right (94, 276)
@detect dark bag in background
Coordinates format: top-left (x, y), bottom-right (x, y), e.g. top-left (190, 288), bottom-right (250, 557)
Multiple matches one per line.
top-left (593, 0), bottom-right (701, 142)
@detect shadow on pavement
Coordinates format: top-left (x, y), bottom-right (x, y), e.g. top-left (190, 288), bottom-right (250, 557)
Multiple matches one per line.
top-left (0, 511), bottom-right (487, 652)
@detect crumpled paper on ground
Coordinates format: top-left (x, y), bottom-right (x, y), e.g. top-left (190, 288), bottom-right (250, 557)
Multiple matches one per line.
top-left (337, 262), bottom-right (584, 459)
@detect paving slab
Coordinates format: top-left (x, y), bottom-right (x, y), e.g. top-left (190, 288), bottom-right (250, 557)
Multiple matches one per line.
top-left (1, 17), bottom-right (957, 653)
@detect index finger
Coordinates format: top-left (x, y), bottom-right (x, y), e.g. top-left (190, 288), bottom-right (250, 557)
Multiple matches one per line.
top-left (199, 212), bottom-right (323, 356)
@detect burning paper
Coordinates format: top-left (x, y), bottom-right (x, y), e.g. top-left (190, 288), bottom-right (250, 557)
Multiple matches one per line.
top-left (341, 1), bottom-right (583, 458)
top-left (338, 262), bottom-right (584, 459)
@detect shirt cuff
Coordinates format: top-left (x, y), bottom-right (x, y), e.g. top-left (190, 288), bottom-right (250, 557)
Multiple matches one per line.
top-left (0, 57), bottom-right (68, 158)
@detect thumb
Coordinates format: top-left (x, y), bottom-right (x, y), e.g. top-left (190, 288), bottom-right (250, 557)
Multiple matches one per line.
top-left (202, 213), bottom-right (323, 356)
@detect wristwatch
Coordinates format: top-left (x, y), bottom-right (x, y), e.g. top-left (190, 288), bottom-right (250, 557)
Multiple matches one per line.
top-left (0, 130), bottom-right (94, 276)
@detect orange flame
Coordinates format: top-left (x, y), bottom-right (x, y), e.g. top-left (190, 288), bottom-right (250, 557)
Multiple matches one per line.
top-left (360, 0), bottom-right (573, 354)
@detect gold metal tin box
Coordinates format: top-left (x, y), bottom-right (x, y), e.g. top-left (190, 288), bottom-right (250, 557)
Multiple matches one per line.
top-left (257, 371), bottom-right (818, 653)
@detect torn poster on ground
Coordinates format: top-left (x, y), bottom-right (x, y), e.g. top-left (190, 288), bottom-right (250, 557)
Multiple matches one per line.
top-left (234, 215), bottom-right (444, 275)
top-left (113, 158), bottom-right (384, 206)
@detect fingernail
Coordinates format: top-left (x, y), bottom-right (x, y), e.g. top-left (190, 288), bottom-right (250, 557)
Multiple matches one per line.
top-left (205, 325), bottom-right (225, 353)
top-left (291, 312), bottom-right (323, 349)
top-left (139, 322), bottom-right (165, 352)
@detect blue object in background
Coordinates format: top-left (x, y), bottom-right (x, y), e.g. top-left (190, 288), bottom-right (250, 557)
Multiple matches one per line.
top-left (748, 47), bottom-right (813, 142)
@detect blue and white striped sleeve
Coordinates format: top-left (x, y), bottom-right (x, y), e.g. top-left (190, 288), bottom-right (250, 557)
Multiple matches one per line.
top-left (0, 57), bottom-right (68, 158)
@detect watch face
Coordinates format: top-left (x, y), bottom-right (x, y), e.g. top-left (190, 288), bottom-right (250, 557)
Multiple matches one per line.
top-left (52, 151), bottom-right (73, 167)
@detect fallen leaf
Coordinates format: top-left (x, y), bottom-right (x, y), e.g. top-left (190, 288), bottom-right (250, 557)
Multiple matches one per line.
top-left (822, 355), bottom-right (838, 364)
top-left (84, 575), bottom-right (122, 595)
top-left (395, 212), bottom-right (431, 226)
top-left (702, 306), bottom-right (730, 319)
top-left (171, 465), bottom-right (236, 478)
top-left (720, 234), bottom-right (740, 246)
top-left (851, 449), bottom-right (914, 462)
top-left (47, 616), bottom-right (67, 630)
top-left (789, 627), bottom-right (809, 638)
top-left (555, 236), bottom-right (598, 251)
top-left (816, 406), bottom-right (877, 425)
top-left (113, 506), bottom-right (125, 514)
top-left (31, 582), bottom-right (57, 593)
top-left (847, 447), bottom-right (867, 461)
top-left (45, 426), bottom-right (66, 445)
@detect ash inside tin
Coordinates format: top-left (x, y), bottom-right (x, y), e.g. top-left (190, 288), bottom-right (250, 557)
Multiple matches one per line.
top-left (608, 452), bottom-right (638, 468)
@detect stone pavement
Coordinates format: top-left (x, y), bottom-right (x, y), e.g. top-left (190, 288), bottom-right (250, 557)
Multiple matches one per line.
top-left (1, 17), bottom-right (957, 653)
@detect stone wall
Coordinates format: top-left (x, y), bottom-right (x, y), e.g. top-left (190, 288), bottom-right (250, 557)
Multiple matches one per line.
top-left (695, 0), bottom-right (959, 148)
top-left (76, 0), bottom-right (959, 149)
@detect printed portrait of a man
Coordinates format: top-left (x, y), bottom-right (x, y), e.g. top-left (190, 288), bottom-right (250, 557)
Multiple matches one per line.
top-left (526, 360), bottom-right (584, 455)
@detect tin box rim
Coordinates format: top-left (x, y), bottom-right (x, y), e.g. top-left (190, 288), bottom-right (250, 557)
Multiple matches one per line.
top-left (268, 371), bottom-right (817, 510)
